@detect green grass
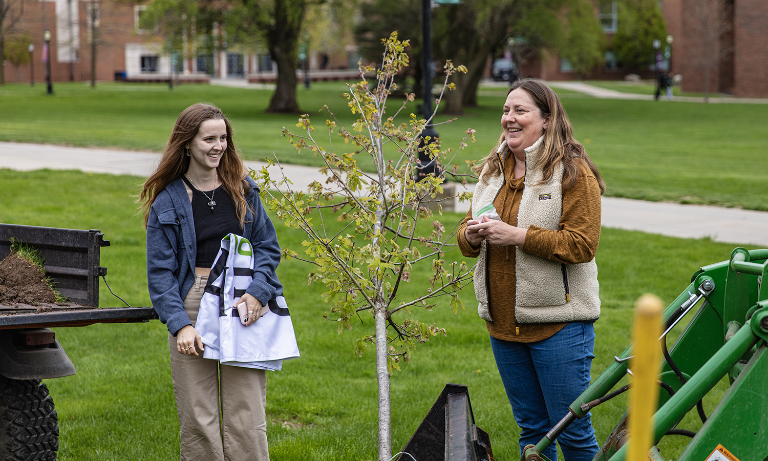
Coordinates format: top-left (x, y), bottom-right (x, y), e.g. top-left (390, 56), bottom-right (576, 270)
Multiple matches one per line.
top-left (1, 81), bottom-right (767, 210)
top-left (587, 80), bottom-right (724, 99)
top-left (0, 169), bottom-right (757, 460)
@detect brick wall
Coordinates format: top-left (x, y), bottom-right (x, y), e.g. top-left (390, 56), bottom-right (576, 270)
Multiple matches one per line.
top-left (733, 0), bottom-right (768, 97)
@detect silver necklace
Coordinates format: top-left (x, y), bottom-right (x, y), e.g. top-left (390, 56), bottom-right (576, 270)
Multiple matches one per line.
top-left (185, 175), bottom-right (218, 212)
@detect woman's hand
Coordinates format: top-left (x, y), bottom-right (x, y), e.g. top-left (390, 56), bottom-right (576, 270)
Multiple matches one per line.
top-left (237, 293), bottom-right (268, 327)
top-left (465, 218), bottom-right (485, 248)
top-left (467, 216), bottom-right (527, 247)
top-left (177, 325), bottom-right (204, 356)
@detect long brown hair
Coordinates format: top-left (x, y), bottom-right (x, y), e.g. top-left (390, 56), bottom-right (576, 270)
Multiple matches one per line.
top-left (140, 103), bottom-right (252, 227)
top-left (473, 79), bottom-right (606, 194)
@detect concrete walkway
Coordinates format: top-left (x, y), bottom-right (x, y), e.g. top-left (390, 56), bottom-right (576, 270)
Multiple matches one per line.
top-left (2, 141), bottom-right (767, 247)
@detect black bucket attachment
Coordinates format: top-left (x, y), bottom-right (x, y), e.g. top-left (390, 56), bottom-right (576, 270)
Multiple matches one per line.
top-left (397, 383), bottom-right (494, 461)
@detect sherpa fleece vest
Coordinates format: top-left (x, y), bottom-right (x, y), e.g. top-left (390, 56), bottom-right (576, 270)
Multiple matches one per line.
top-left (471, 136), bottom-right (600, 324)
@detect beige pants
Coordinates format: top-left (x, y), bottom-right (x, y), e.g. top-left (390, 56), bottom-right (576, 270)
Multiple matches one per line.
top-left (168, 274), bottom-right (269, 461)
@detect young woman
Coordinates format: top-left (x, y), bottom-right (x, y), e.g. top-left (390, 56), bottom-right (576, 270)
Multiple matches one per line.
top-left (458, 79), bottom-right (606, 461)
top-left (141, 103), bottom-right (280, 460)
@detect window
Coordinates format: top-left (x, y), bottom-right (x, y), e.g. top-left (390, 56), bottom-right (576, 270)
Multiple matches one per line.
top-left (258, 53), bottom-right (273, 72)
top-left (604, 51), bottom-right (620, 70)
top-left (227, 53), bottom-right (244, 77)
top-left (140, 55), bottom-right (158, 73)
top-left (196, 54), bottom-right (214, 75)
top-left (599, 1), bottom-right (618, 33)
top-left (560, 58), bottom-right (574, 72)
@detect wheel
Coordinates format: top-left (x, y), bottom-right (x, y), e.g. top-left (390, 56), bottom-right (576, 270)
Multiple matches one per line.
top-left (0, 376), bottom-right (58, 460)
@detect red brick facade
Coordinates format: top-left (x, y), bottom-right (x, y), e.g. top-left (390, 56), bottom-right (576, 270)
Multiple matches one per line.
top-left (665, 0), bottom-right (767, 97)
top-left (2, 0), bottom-right (138, 85)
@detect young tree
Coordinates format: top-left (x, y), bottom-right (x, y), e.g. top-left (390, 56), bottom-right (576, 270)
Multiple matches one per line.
top-left (0, 0), bottom-right (25, 85)
top-left (253, 33), bottom-right (475, 460)
top-left (3, 32), bottom-right (31, 82)
top-left (611, 0), bottom-right (666, 70)
top-left (559, 0), bottom-right (605, 79)
top-left (687, 0), bottom-right (732, 102)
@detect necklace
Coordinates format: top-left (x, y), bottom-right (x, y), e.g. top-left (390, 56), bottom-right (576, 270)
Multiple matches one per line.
top-left (185, 174), bottom-right (218, 212)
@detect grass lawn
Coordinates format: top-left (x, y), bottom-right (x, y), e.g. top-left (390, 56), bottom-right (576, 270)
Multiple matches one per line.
top-left (585, 80), bottom-right (726, 99)
top-left (0, 169), bottom-right (756, 460)
top-left (2, 81), bottom-right (767, 210)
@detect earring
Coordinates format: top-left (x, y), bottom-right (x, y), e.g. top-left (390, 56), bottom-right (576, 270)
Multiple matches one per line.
top-left (185, 146), bottom-right (190, 157)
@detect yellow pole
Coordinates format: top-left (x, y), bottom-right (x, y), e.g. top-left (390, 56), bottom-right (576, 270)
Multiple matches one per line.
top-left (627, 294), bottom-right (664, 461)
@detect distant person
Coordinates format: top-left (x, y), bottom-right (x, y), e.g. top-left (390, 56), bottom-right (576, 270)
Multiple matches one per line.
top-left (458, 79), bottom-right (606, 461)
top-left (665, 73), bottom-right (674, 100)
top-left (656, 72), bottom-right (672, 101)
top-left (140, 103), bottom-right (282, 460)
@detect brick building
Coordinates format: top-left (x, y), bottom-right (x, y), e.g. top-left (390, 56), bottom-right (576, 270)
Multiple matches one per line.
top-left (515, 0), bottom-right (768, 98)
top-left (669, 0), bottom-right (768, 97)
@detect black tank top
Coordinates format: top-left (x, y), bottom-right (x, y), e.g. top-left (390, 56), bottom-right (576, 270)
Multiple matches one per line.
top-left (182, 176), bottom-right (243, 268)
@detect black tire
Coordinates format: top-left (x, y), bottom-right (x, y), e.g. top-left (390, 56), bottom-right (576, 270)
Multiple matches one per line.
top-left (0, 376), bottom-right (58, 461)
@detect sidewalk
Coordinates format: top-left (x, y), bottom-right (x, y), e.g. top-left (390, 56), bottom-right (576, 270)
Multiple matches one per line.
top-left (2, 141), bottom-right (767, 247)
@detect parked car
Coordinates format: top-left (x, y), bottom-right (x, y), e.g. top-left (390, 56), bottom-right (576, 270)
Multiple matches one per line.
top-left (491, 58), bottom-right (519, 82)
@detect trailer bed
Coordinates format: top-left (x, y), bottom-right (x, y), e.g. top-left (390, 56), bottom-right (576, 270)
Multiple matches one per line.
top-left (0, 303), bottom-right (158, 329)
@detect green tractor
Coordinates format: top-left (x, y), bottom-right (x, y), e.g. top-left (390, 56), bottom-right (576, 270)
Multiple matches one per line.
top-left (522, 248), bottom-right (768, 461)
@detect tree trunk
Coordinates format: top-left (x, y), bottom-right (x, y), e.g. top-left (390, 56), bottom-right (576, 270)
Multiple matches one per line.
top-left (461, 51), bottom-right (488, 108)
top-left (267, 47), bottom-right (300, 113)
top-left (442, 73), bottom-right (464, 115)
top-left (374, 300), bottom-right (391, 461)
top-left (265, 0), bottom-right (304, 113)
top-left (90, 0), bottom-right (96, 87)
top-left (0, 27), bottom-right (5, 85)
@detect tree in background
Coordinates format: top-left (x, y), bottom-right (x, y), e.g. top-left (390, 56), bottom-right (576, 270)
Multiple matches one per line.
top-left (559, 0), bottom-right (605, 79)
top-left (0, 0), bottom-right (25, 85)
top-left (139, 0), bottom-right (203, 87)
top-left (3, 32), bottom-right (31, 82)
top-left (354, 0), bottom-right (423, 99)
top-left (687, 0), bottom-right (732, 102)
top-left (611, 0), bottom-right (666, 70)
top-left (254, 33), bottom-right (475, 460)
top-left (432, 0), bottom-right (566, 114)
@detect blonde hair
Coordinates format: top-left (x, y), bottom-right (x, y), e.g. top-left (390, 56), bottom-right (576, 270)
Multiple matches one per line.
top-left (474, 79), bottom-right (606, 194)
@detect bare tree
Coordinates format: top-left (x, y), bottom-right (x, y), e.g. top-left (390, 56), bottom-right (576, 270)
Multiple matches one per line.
top-left (0, 0), bottom-right (25, 85)
top-left (687, 0), bottom-right (732, 102)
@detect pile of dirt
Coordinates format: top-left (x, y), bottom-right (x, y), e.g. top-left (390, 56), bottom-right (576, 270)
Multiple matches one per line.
top-left (0, 252), bottom-right (58, 305)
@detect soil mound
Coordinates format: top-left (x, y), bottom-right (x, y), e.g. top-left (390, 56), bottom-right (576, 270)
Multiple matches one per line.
top-left (0, 252), bottom-right (58, 305)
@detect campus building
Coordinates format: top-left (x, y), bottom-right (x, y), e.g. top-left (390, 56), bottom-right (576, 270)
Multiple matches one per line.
top-left (3, 0), bottom-right (766, 98)
top-left (517, 0), bottom-right (768, 98)
top-left (2, 0), bottom-right (358, 86)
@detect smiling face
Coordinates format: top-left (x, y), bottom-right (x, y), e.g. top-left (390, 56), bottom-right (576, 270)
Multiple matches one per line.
top-left (502, 88), bottom-right (549, 156)
top-left (187, 118), bottom-right (228, 175)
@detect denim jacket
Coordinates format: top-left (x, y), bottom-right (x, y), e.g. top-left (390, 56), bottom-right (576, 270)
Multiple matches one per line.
top-left (146, 176), bottom-right (282, 336)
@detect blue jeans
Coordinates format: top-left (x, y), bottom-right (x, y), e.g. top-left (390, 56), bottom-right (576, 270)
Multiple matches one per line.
top-left (490, 323), bottom-right (599, 461)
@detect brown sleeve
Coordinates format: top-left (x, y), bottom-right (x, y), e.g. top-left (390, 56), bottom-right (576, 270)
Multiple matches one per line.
top-left (457, 206), bottom-right (481, 258)
top-left (521, 170), bottom-right (601, 264)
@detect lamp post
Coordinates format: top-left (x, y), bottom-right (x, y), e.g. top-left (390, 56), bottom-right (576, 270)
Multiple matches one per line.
top-left (653, 38), bottom-right (661, 101)
top-left (665, 34), bottom-right (673, 74)
top-left (28, 44), bottom-right (34, 86)
top-left (44, 29), bottom-right (53, 94)
top-left (417, 0), bottom-right (460, 181)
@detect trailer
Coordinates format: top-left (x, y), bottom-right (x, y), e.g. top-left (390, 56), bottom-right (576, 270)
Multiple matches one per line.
top-left (0, 223), bottom-right (157, 461)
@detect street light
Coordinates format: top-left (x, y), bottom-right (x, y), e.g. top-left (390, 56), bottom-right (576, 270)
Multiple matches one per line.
top-left (666, 34), bottom-right (673, 73)
top-left (653, 38), bottom-right (661, 101)
top-left (417, 0), bottom-right (461, 181)
top-left (28, 44), bottom-right (34, 86)
top-left (44, 28), bottom-right (53, 94)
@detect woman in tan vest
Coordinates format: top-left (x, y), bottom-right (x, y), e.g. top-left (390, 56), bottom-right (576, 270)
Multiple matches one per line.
top-left (457, 79), bottom-right (606, 461)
